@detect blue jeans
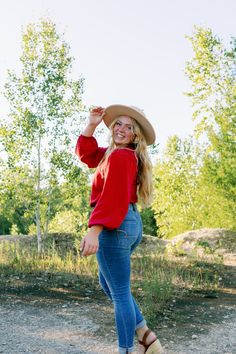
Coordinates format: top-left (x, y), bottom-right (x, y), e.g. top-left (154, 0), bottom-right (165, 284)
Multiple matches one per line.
top-left (96, 204), bottom-right (146, 354)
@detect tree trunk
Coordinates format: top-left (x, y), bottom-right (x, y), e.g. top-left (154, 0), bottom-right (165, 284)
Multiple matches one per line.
top-left (36, 134), bottom-right (43, 256)
top-left (36, 199), bottom-right (43, 255)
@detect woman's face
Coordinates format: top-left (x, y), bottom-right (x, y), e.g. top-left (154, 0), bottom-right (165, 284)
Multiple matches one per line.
top-left (112, 116), bottom-right (135, 147)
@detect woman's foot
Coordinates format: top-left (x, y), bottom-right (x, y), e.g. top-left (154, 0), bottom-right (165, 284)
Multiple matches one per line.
top-left (137, 327), bottom-right (163, 354)
top-left (137, 333), bottom-right (157, 353)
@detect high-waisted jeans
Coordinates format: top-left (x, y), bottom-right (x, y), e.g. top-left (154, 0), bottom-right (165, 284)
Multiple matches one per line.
top-left (96, 204), bottom-right (146, 354)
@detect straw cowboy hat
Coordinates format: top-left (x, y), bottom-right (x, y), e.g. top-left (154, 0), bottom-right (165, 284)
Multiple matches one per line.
top-left (103, 104), bottom-right (156, 145)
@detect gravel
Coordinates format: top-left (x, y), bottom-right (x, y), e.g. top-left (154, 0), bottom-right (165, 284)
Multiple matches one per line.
top-left (0, 292), bottom-right (235, 354)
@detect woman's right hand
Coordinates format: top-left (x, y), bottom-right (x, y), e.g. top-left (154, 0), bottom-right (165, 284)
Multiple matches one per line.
top-left (80, 225), bottom-right (103, 257)
top-left (88, 106), bottom-right (105, 127)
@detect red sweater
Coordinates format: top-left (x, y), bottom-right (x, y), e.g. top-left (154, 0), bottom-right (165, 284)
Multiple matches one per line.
top-left (75, 135), bottom-right (138, 229)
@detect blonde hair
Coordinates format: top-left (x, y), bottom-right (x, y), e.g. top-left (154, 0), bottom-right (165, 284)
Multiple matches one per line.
top-left (101, 117), bottom-right (153, 207)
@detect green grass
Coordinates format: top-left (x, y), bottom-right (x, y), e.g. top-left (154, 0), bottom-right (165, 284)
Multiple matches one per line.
top-left (0, 236), bottom-right (222, 327)
top-left (131, 249), bottom-right (221, 325)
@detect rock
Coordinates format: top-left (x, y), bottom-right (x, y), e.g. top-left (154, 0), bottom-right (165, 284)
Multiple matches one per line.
top-left (192, 334), bottom-right (198, 339)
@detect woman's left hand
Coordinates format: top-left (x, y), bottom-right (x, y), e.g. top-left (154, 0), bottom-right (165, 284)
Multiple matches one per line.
top-left (80, 225), bottom-right (103, 257)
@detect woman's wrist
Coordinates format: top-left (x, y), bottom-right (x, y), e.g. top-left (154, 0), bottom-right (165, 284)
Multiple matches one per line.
top-left (89, 225), bottom-right (103, 236)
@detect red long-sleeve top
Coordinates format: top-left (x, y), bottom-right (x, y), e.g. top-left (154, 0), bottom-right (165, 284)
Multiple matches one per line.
top-left (75, 135), bottom-right (138, 229)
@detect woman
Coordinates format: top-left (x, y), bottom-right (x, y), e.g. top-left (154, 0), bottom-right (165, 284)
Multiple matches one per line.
top-left (75, 105), bottom-right (163, 354)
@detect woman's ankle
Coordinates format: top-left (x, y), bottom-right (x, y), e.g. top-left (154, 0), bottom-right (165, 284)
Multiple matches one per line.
top-left (136, 325), bottom-right (149, 339)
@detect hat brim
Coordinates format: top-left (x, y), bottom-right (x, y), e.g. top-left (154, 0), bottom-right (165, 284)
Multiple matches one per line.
top-left (103, 104), bottom-right (156, 145)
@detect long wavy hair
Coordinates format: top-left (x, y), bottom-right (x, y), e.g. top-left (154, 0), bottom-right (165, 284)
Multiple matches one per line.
top-left (101, 117), bottom-right (153, 207)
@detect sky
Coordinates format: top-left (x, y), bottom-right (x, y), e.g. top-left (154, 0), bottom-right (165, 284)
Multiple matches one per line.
top-left (0, 0), bottom-right (235, 150)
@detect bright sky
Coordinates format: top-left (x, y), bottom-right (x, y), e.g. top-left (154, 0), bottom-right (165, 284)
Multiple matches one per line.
top-left (0, 0), bottom-right (235, 150)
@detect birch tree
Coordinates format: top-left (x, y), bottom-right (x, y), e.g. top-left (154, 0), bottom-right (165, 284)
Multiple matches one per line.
top-left (1, 19), bottom-right (84, 254)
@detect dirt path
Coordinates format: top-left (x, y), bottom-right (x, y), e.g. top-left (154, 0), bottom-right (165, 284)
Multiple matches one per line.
top-left (0, 294), bottom-right (116, 353)
top-left (0, 230), bottom-right (235, 353)
top-left (0, 284), bottom-right (235, 354)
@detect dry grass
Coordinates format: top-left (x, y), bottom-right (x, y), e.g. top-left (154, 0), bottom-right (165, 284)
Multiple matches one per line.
top-left (0, 232), bottom-right (225, 326)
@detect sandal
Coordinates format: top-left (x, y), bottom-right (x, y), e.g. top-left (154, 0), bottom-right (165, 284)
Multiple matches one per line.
top-left (138, 329), bottom-right (164, 354)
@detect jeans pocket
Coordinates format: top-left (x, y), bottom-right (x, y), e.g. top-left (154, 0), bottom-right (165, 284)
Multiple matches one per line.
top-left (99, 229), bottom-right (117, 247)
top-left (116, 220), bottom-right (139, 248)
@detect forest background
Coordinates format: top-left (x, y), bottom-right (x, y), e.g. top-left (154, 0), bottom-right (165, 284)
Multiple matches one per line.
top-left (0, 16), bottom-right (235, 252)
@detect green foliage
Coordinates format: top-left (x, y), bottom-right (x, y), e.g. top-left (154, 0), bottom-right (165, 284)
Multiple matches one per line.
top-left (0, 215), bottom-right (11, 235)
top-left (2, 20), bottom-right (84, 163)
top-left (48, 210), bottom-right (87, 234)
top-left (152, 133), bottom-right (235, 238)
top-left (152, 27), bottom-right (236, 238)
top-left (140, 207), bottom-right (158, 236)
top-left (10, 224), bottom-right (20, 236)
top-left (0, 166), bottom-right (37, 234)
top-left (0, 19), bottom-right (88, 243)
top-left (152, 135), bottom-right (199, 238)
top-left (191, 175), bottom-right (235, 230)
top-left (185, 26), bottom-right (236, 203)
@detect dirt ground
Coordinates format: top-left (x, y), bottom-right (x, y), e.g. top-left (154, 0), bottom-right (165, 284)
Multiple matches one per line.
top-left (0, 273), bottom-right (235, 354)
top-left (0, 229), bottom-right (235, 354)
